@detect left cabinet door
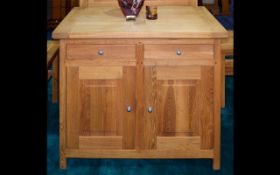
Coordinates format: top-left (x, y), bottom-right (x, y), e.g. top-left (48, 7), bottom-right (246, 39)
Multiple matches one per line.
top-left (65, 66), bottom-right (136, 150)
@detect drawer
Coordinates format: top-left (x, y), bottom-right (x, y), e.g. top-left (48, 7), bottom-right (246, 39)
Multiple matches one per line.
top-left (144, 44), bottom-right (214, 60)
top-left (66, 44), bottom-right (135, 60)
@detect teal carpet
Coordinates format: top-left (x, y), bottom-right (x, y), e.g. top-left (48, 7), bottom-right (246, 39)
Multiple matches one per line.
top-left (47, 76), bottom-right (233, 175)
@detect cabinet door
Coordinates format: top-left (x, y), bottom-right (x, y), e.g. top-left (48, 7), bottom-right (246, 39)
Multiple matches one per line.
top-left (143, 66), bottom-right (214, 151)
top-left (66, 66), bottom-right (136, 150)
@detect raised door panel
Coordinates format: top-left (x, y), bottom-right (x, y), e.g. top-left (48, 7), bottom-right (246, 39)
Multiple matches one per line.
top-left (143, 66), bottom-right (214, 151)
top-left (66, 66), bottom-right (136, 150)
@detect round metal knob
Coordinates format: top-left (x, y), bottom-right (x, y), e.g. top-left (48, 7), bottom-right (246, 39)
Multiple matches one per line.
top-left (176, 50), bottom-right (182, 56)
top-left (148, 106), bottom-right (153, 113)
top-left (98, 50), bottom-right (104, 56)
top-left (127, 106), bottom-right (132, 112)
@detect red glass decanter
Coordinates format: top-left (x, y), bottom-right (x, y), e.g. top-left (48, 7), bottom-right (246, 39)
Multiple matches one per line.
top-left (118, 0), bottom-right (144, 20)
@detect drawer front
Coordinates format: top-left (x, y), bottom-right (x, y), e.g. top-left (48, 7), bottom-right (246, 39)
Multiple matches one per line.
top-left (66, 44), bottom-right (135, 60)
top-left (144, 44), bottom-right (214, 60)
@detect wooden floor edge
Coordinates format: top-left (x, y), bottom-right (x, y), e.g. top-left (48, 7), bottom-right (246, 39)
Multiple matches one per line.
top-left (65, 149), bottom-right (214, 158)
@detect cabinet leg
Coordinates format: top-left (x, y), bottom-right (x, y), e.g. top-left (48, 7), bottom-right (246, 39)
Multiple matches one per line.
top-left (60, 145), bottom-right (67, 169)
top-left (213, 157), bottom-right (221, 170)
top-left (60, 156), bottom-right (67, 169)
top-left (221, 54), bottom-right (225, 108)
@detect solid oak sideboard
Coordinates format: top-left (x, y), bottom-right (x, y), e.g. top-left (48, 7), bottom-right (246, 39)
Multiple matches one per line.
top-left (52, 5), bottom-right (227, 170)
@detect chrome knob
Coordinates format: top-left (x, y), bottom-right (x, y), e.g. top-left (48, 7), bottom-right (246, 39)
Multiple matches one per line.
top-left (148, 106), bottom-right (153, 113)
top-left (127, 106), bottom-right (132, 112)
top-left (98, 50), bottom-right (104, 56)
top-left (176, 50), bottom-right (182, 56)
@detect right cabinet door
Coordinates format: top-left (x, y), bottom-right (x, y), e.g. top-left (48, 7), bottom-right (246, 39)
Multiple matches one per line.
top-left (143, 66), bottom-right (214, 151)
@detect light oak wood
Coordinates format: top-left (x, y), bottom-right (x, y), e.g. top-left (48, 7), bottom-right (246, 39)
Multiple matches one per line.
top-left (156, 66), bottom-right (201, 80)
top-left (221, 54), bottom-right (225, 107)
top-left (52, 6), bottom-right (227, 39)
top-left (64, 38), bottom-right (215, 45)
top-left (143, 66), bottom-right (157, 149)
top-left (79, 66), bottom-right (123, 79)
top-left (65, 65), bottom-right (137, 153)
top-left (122, 67), bottom-right (136, 149)
top-left (79, 0), bottom-right (88, 8)
top-left (143, 59), bottom-right (215, 66)
top-left (59, 40), bottom-right (67, 169)
top-left (66, 66), bottom-right (81, 148)
top-left (79, 136), bottom-right (122, 149)
top-left (157, 136), bottom-right (201, 150)
top-left (213, 39), bottom-right (221, 170)
top-left (142, 65), bottom-right (214, 152)
top-left (54, 5), bottom-right (227, 170)
top-left (135, 43), bottom-right (145, 150)
top-left (65, 149), bottom-right (213, 158)
top-left (154, 66), bottom-right (214, 148)
top-left (65, 59), bottom-right (136, 66)
top-left (66, 44), bottom-right (135, 60)
top-left (145, 45), bottom-right (214, 60)
top-left (221, 30), bottom-right (233, 53)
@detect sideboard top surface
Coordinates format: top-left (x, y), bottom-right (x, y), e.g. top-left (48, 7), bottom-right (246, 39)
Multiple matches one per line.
top-left (52, 6), bottom-right (227, 39)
